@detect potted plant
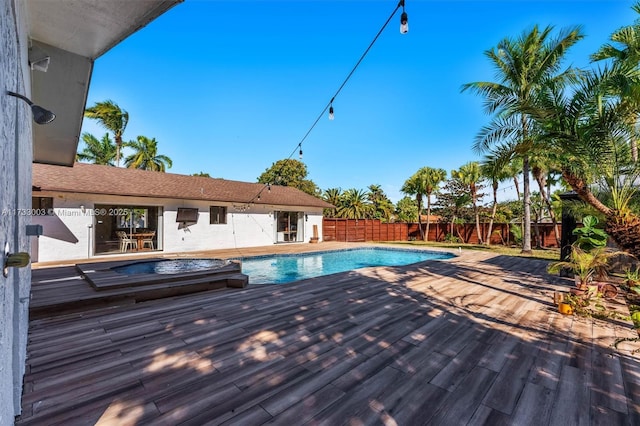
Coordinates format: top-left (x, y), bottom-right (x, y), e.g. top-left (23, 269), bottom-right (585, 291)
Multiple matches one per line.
top-left (572, 215), bottom-right (608, 252)
top-left (623, 266), bottom-right (640, 287)
top-left (548, 245), bottom-right (626, 293)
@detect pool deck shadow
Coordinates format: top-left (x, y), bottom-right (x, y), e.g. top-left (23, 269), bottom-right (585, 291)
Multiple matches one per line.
top-left (20, 243), bottom-right (640, 425)
top-left (31, 258), bottom-right (247, 320)
top-left (30, 242), bottom-right (396, 319)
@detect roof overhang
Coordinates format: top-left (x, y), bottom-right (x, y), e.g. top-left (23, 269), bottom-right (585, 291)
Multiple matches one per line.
top-left (27, 0), bottom-right (182, 166)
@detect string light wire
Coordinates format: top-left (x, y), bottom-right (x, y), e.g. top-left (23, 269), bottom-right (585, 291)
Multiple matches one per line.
top-left (247, 0), bottom-right (407, 204)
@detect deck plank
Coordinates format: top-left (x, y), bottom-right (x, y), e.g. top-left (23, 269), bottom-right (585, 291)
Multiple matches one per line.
top-left (17, 244), bottom-right (640, 426)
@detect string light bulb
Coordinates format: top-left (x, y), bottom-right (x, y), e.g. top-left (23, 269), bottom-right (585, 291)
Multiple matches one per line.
top-left (400, 12), bottom-right (408, 33)
top-left (329, 105), bottom-right (334, 120)
top-left (299, 147), bottom-right (303, 159)
top-left (400, 0), bottom-right (408, 34)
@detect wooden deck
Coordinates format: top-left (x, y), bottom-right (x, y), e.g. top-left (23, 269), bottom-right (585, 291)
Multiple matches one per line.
top-left (18, 244), bottom-right (640, 425)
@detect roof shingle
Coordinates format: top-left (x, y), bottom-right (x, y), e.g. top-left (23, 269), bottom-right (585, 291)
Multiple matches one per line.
top-left (32, 163), bottom-right (333, 209)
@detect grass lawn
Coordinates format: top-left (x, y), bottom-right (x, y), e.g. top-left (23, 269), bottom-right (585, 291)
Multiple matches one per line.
top-left (381, 240), bottom-right (561, 261)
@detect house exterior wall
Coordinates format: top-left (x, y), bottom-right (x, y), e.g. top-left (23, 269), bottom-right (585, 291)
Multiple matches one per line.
top-left (33, 192), bottom-right (326, 262)
top-left (1, 0), bottom-right (33, 421)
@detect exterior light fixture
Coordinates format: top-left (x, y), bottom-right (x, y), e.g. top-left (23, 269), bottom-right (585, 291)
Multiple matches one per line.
top-left (6, 91), bottom-right (56, 124)
top-left (329, 105), bottom-right (334, 120)
top-left (399, 0), bottom-right (408, 34)
top-left (28, 44), bottom-right (50, 72)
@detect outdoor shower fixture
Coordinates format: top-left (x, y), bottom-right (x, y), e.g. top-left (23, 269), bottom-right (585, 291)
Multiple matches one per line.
top-left (6, 91), bottom-right (56, 125)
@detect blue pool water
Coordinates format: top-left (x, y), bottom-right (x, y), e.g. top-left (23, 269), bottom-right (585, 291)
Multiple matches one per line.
top-left (114, 258), bottom-right (228, 275)
top-left (239, 247), bottom-right (454, 284)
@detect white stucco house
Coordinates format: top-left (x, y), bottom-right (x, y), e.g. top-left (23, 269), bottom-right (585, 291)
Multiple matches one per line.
top-left (32, 163), bottom-right (332, 263)
top-left (1, 0), bottom-right (181, 422)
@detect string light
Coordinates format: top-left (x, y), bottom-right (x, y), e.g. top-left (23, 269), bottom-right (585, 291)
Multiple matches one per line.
top-left (245, 0), bottom-right (409, 205)
top-left (400, 0), bottom-right (409, 34)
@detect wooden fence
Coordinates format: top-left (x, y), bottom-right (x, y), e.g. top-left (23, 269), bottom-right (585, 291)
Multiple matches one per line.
top-left (322, 218), bottom-right (561, 248)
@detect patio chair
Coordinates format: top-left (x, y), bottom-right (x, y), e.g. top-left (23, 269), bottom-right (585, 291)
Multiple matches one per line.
top-left (116, 231), bottom-right (137, 252)
top-left (142, 231), bottom-right (155, 250)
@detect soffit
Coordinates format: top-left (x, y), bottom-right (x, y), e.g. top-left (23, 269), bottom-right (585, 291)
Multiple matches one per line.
top-left (26, 0), bottom-right (182, 166)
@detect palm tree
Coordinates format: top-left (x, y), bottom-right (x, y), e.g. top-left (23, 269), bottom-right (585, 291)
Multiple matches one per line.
top-left (529, 65), bottom-right (640, 257)
top-left (336, 188), bottom-right (370, 219)
top-left (591, 1), bottom-right (640, 161)
top-left (421, 167), bottom-right (447, 241)
top-left (84, 100), bottom-right (129, 166)
top-left (481, 150), bottom-right (513, 245)
top-left (76, 133), bottom-right (117, 166)
top-left (322, 188), bottom-right (342, 218)
top-left (367, 184), bottom-right (384, 216)
top-left (401, 169), bottom-right (427, 240)
top-left (462, 25), bottom-right (584, 254)
top-left (124, 136), bottom-right (173, 172)
top-left (452, 162), bottom-right (484, 244)
top-left (530, 151), bottom-right (561, 246)
top-left (367, 184), bottom-right (394, 222)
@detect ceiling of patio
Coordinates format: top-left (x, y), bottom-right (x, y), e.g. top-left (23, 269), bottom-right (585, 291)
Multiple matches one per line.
top-left (27, 0), bottom-right (183, 166)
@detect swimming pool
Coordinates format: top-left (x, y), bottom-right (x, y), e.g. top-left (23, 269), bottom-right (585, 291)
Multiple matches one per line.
top-left (239, 247), bottom-right (454, 284)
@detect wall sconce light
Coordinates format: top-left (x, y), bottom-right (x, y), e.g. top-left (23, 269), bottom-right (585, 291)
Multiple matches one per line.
top-left (29, 44), bottom-right (50, 72)
top-left (6, 91), bottom-right (56, 125)
top-left (305, 214), bottom-right (308, 222)
top-left (30, 56), bottom-right (50, 72)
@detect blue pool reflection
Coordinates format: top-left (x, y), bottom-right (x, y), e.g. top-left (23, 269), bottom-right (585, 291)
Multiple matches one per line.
top-left (239, 247), bottom-right (454, 284)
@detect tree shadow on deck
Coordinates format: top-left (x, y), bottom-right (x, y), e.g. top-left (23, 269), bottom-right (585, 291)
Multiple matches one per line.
top-left (17, 253), bottom-right (640, 425)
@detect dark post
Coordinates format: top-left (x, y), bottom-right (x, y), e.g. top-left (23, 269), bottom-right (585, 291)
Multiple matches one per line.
top-left (559, 191), bottom-right (580, 261)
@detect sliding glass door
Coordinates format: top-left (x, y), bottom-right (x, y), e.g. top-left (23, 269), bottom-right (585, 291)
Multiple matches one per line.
top-left (275, 211), bottom-right (304, 243)
top-left (94, 205), bottom-right (161, 254)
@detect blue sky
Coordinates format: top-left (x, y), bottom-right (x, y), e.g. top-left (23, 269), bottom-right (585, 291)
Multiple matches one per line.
top-left (80, 0), bottom-right (636, 203)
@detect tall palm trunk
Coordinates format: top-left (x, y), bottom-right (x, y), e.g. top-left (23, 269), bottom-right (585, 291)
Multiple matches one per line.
top-left (485, 181), bottom-right (499, 245)
top-left (520, 114), bottom-right (533, 253)
top-left (115, 135), bottom-right (122, 167)
top-left (522, 154), bottom-right (533, 253)
top-left (472, 191), bottom-right (483, 244)
top-left (425, 196), bottom-right (432, 242)
top-left (561, 171), bottom-right (612, 216)
top-left (513, 177), bottom-right (521, 200)
top-left (532, 167), bottom-right (560, 247)
top-left (416, 195), bottom-right (424, 240)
